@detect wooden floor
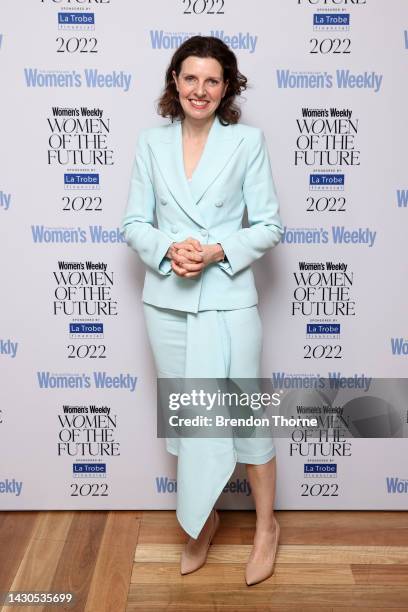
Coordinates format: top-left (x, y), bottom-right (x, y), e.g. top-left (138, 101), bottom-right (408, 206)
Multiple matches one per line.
top-left (1, 510), bottom-right (408, 611)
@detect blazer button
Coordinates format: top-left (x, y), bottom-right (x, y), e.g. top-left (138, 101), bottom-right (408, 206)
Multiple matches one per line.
top-left (200, 229), bottom-right (208, 237)
top-left (214, 201), bottom-right (224, 207)
top-left (171, 225), bottom-right (178, 234)
top-left (160, 198), bottom-right (168, 206)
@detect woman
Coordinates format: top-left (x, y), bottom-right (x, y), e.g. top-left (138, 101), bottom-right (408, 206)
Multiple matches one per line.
top-left (121, 35), bottom-right (283, 586)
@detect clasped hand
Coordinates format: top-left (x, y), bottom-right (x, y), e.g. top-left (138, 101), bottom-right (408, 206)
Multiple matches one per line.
top-left (166, 237), bottom-right (224, 278)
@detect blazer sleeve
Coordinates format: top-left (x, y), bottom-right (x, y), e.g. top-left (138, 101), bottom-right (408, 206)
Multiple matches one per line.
top-left (120, 130), bottom-right (174, 276)
top-left (217, 128), bottom-right (283, 276)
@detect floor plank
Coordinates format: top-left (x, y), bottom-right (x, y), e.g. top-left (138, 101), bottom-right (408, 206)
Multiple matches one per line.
top-left (84, 512), bottom-right (141, 612)
top-left (131, 562), bottom-right (354, 585)
top-left (134, 543), bottom-right (408, 565)
top-left (47, 512), bottom-right (109, 612)
top-left (125, 584), bottom-right (408, 609)
top-left (0, 512), bottom-right (40, 592)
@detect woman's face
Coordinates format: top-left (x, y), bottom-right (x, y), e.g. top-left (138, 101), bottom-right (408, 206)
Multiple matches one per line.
top-left (172, 55), bottom-right (228, 122)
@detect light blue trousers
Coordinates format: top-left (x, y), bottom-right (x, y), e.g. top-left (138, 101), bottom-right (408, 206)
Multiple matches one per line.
top-left (143, 302), bottom-right (276, 539)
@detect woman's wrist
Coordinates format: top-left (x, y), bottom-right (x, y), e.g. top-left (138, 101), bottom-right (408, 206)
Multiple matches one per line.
top-left (213, 243), bottom-right (226, 263)
top-left (166, 243), bottom-right (176, 259)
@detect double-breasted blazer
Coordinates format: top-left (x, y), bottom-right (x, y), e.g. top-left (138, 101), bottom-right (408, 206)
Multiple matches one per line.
top-left (121, 114), bottom-right (283, 313)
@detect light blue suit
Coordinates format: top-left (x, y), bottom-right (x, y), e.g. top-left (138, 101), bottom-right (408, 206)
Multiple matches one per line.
top-left (121, 114), bottom-right (283, 312)
top-left (121, 114), bottom-right (283, 539)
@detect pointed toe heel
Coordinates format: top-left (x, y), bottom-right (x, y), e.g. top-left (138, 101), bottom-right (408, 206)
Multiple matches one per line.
top-left (245, 517), bottom-right (280, 586)
top-left (180, 509), bottom-right (220, 575)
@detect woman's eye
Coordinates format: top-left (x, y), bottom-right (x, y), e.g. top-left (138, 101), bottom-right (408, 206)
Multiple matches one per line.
top-left (184, 76), bottom-right (219, 84)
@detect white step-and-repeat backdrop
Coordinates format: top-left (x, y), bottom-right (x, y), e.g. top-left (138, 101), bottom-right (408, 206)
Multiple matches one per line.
top-left (1, 0), bottom-right (407, 510)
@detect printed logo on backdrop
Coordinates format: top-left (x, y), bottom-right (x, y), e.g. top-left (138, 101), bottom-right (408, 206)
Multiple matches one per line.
top-left (313, 14), bottom-right (350, 33)
top-left (150, 30), bottom-right (257, 53)
top-left (57, 402), bottom-right (118, 499)
top-left (302, 463), bottom-right (339, 496)
top-left (272, 372), bottom-right (371, 391)
top-left (44, 106), bottom-right (113, 195)
top-left (58, 12), bottom-right (95, 32)
top-left (281, 226), bottom-right (376, 246)
top-left (156, 476), bottom-right (177, 494)
top-left (304, 463), bottom-right (337, 478)
top-left (0, 479), bottom-right (23, 497)
top-left (155, 476), bottom-right (252, 497)
top-left (50, 260), bottom-right (118, 360)
top-left (182, 0), bottom-right (225, 15)
top-left (47, 106), bottom-right (113, 165)
top-left (291, 261), bottom-right (355, 360)
top-left (223, 478), bottom-right (251, 496)
top-left (0, 339), bottom-right (18, 358)
top-left (391, 338), bottom-right (408, 356)
top-left (24, 69), bottom-right (131, 91)
top-left (309, 173), bottom-right (345, 195)
top-left (396, 189), bottom-right (408, 208)
top-left (0, 190), bottom-right (11, 211)
top-left (73, 463), bottom-right (106, 477)
top-left (311, 14), bottom-right (351, 56)
top-left (40, 0), bottom-right (111, 3)
top-left (297, 0), bottom-right (366, 5)
top-left (386, 477), bottom-right (408, 494)
top-left (276, 70), bottom-right (382, 92)
top-left (297, 0), bottom-right (368, 55)
top-left (40, 0), bottom-right (113, 53)
top-left (37, 371), bottom-right (137, 391)
top-left (295, 106), bottom-right (359, 213)
top-left (31, 227), bottom-right (125, 242)
top-left (275, 372), bottom-right (354, 499)
top-left (296, 108), bottom-right (359, 175)
top-left (64, 173), bottom-right (101, 191)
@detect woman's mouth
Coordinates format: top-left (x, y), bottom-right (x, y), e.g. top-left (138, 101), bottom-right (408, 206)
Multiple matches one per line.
top-left (189, 99), bottom-right (210, 110)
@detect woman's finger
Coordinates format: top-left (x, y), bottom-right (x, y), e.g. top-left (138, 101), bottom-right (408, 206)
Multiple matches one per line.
top-left (185, 237), bottom-right (203, 251)
top-left (179, 261), bottom-right (204, 272)
top-left (171, 260), bottom-right (187, 276)
top-left (177, 248), bottom-right (203, 262)
top-left (173, 252), bottom-right (204, 271)
top-left (173, 239), bottom-right (203, 253)
top-left (173, 250), bottom-right (203, 266)
top-left (180, 242), bottom-right (202, 254)
top-left (172, 251), bottom-right (190, 265)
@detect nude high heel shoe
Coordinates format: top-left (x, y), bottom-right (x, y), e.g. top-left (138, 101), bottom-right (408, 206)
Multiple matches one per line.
top-left (180, 509), bottom-right (220, 575)
top-left (245, 516), bottom-right (280, 586)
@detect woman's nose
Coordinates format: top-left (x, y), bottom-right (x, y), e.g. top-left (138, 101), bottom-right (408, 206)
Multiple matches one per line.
top-left (194, 83), bottom-right (207, 97)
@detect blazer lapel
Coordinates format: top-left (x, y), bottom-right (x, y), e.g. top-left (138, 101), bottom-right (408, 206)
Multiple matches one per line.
top-left (148, 116), bottom-right (245, 228)
top-left (188, 115), bottom-right (244, 207)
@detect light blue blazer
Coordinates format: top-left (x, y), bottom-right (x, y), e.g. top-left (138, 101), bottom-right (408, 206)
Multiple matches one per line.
top-left (121, 114), bottom-right (283, 313)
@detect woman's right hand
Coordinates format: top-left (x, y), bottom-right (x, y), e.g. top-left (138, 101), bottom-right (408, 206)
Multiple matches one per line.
top-left (167, 238), bottom-right (204, 278)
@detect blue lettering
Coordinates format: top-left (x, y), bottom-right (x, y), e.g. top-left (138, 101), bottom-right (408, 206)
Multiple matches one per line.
top-left (386, 477), bottom-right (408, 493)
top-left (155, 476), bottom-right (177, 493)
top-left (391, 338), bottom-right (408, 355)
top-left (89, 226), bottom-right (126, 243)
top-left (396, 190), bottom-right (408, 208)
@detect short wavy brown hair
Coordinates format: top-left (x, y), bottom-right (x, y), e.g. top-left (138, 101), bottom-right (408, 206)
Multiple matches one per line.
top-left (157, 36), bottom-right (247, 125)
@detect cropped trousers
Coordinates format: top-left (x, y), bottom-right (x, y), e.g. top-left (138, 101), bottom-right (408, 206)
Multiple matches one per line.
top-left (143, 302), bottom-right (276, 539)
